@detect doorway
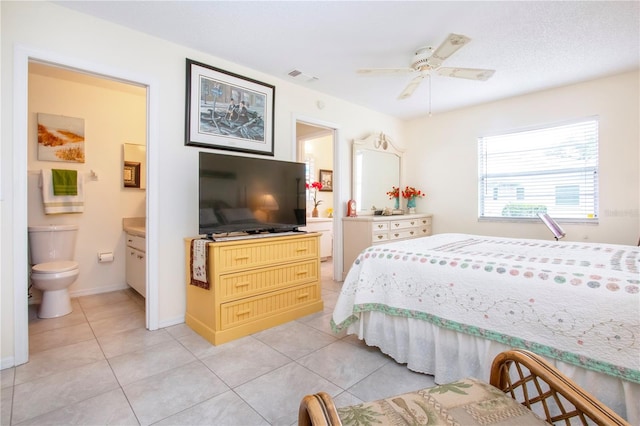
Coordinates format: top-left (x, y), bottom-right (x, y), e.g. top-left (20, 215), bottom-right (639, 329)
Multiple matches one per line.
top-left (12, 47), bottom-right (158, 366)
top-left (295, 119), bottom-right (342, 281)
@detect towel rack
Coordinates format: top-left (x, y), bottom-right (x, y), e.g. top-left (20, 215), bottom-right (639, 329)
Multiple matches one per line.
top-left (28, 169), bottom-right (99, 181)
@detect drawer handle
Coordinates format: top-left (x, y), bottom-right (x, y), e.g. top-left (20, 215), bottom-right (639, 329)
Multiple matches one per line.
top-left (409, 231), bottom-right (415, 235)
top-left (296, 248), bottom-right (308, 252)
top-left (235, 309), bottom-right (251, 316)
top-left (394, 233), bottom-right (400, 237)
top-left (394, 223), bottom-right (400, 227)
top-left (127, 239), bottom-right (133, 243)
top-left (234, 256), bottom-right (250, 261)
top-left (377, 224), bottom-right (384, 229)
top-left (296, 271), bottom-right (308, 276)
top-left (410, 221), bottom-right (415, 225)
top-left (376, 235), bottom-right (384, 240)
top-left (297, 293), bottom-right (309, 299)
top-left (137, 255), bottom-right (143, 260)
top-left (234, 282), bottom-right (250, 288)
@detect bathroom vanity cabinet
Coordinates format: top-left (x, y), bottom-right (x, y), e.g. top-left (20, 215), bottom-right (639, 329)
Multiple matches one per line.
top-left (125, 233), bottom-right (146, 297)
top-left (299, 218), bottom-right (333, 260)
top-left (185, 232), bottom-right (323, 345)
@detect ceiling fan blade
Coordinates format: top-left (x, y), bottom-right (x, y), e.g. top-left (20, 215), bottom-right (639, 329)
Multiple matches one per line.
top-left (430, 33), bottom-right (471, 64)
top-left (357, 68), bottom-right (416, 75)
top-left (397, 74), bottom-right (425, 100)
top-left (438, 67), bottom-right (495, 81)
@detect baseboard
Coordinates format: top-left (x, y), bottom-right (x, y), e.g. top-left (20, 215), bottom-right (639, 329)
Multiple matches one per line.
top-left (70, 284), bottom-right (130, 298)
top-left (1, 356), bottom-right (16, 370)
top-left (158, 315), bottom-right (185, 329)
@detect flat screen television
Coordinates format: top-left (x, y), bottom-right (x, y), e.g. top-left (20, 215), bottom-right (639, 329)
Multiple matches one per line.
top-left (199, 152), bottom-right (307, 236)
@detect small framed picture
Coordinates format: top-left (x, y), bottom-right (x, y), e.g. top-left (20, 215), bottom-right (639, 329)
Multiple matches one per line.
top-left (123, 161), bottom-right (141, 188)
top-left (319, 169), bottom-right (333, 192)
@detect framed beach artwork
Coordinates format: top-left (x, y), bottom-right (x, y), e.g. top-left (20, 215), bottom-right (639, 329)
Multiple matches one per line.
top-left (37, 113), bottom-right (85, 163)
top-left (185, 59), bottom-right (275, 156)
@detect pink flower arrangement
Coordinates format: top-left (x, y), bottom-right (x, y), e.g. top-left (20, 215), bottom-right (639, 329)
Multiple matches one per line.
top-left (306, 181), bottom-right (323, 208)
top-left (401, 186), bottom-right (425, 199)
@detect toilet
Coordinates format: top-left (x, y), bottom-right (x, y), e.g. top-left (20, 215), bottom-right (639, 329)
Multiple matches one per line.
top-left (28, 225), bottom-right (80, 318)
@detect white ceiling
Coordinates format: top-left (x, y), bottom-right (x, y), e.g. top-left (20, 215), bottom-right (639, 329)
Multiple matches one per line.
top-left (55, 1), bottom-right (640, 120)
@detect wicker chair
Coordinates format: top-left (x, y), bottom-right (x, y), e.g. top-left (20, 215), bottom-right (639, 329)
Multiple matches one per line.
top-left (299, 349), bottom-right (630, 426)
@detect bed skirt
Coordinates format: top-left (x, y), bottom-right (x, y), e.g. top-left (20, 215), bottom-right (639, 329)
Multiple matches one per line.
top-left (347, 311), bottom-right (639, 424)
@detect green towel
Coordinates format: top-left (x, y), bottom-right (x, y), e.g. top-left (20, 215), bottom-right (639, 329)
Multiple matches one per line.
top-left (51, 169), bottom-right (78, 196)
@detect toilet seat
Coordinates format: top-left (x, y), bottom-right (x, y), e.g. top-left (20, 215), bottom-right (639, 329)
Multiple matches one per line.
top-left (32, 260), bottom-right (79, 274)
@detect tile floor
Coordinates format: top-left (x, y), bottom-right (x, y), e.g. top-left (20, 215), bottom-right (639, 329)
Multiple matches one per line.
top-left (0, 260), bottom-right (435, 425)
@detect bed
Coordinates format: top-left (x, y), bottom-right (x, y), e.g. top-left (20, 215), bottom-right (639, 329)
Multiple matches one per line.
top-left (331, 233), bottom-right (640, 423)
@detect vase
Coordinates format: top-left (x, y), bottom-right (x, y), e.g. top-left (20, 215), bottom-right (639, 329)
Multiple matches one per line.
top-left (394, 197), bottom-right (399, 210)
top-left (312, 207), bottom-right (319, 217)
top-left (407, 196), bottom-right (416, 214)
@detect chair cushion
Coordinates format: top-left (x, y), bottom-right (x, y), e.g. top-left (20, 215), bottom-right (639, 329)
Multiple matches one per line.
top-left (337, 377), bottom-right (549, 425)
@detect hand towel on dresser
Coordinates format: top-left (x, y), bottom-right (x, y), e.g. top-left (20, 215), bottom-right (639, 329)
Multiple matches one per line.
top-left (190, 239), bottom-right (210, 290)
top-left (41, 169), bottom-right (84, 214)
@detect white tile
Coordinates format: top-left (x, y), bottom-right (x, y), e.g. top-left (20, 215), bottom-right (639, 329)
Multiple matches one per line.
top-left (11, 359), bottom-right (119, 424)
top-left (1, 368), bottom-right (15, 389)
top-left (28, 299), bottom-right (86, 335)
top-left (89, 310), bottom-right (145, 337)
top-left (235, 362), bottom-right (343, 425)
top-left (154, 390), bottom-right (269, 426)
top-left (1, 385), bottom-right (13, 425)
top-left (78, 290), bottom-right (132, 309)
top-left (15, 339), bottom-right (105, 385)
top-left (108, 340), bottom-right (196, 386)
top-left (200, 338), bottom-right (290, 388)
top-left (253, 321), bottom-right (337, 359)
top-left (297, 340), bottom-right (390, 389)
top-left (97, 327), bottom-right (173, 359)
top-left (346, 360), bottom-right (435, 402)
top-left (28, 322), bottom-right (95, 354)
top-left (177, 331), bottom-right (245, 360)
top-left (15, 388), bottom-right (138, 425)
top-left (83, 298), bottom-right (142, 322)
top-left (123, 361), bottom-right (228, 425)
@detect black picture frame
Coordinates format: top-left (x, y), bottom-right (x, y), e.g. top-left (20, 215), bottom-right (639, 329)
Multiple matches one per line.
top-left (185, 59), bottom-right (275, 156)
top-left (319, 169), bottom-right (333, 192)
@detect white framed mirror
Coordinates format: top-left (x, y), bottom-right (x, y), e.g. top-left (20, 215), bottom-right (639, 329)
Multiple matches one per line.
top-left (352, 132), bottom-right (403, 215)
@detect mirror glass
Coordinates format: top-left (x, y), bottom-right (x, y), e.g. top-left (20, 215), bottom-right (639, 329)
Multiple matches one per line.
top-left (123, 143), bottom-right (146, 189)
top-left (352, 133), bottom-right (402, 214)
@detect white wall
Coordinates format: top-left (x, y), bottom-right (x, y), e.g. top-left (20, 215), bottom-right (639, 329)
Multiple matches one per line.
top-left (404, 71), bottom-right (640, 245)
top-left (27, 64), bottom-right (147, 298)
top-left (1, 1), bottom-right (403, 366)
top-left (305, 134), bottom-right (334, 216)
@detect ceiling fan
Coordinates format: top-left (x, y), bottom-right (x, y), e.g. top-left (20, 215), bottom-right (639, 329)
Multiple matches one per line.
top-left (357, 33), bottom-right (495, 100)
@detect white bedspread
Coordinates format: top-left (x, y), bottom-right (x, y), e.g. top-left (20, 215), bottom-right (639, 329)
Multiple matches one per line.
top-left (333, 233), bottom-right (640, 383)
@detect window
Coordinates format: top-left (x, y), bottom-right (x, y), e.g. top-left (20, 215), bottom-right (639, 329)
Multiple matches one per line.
top-left (478, 118), bottom-right (598, 222)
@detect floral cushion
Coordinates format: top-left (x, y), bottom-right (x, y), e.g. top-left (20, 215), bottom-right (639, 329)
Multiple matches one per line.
top-left (337, 377), bottom-right (548, 425)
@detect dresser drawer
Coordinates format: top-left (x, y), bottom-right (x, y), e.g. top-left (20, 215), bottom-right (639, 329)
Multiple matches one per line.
top-left (219, 282), bottom-right (320, 329)
top-left (372, 232), bottom-right (389, 244)
top-left (219, 259), bottom-right (318, 301)
top-left (371, 222), bottom-right (389, 232)
top-left (389, 228), bottom-right (421, 240)
top-left (390, 218), bottom-right (423, 230)
top-left (216, 237), bottom-right (318, 272)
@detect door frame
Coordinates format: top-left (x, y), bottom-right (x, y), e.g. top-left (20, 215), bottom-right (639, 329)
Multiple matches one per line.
top-left (293, 115), bottom-right (343, 281)
top-left (12, 45), bottom-right (159, 365)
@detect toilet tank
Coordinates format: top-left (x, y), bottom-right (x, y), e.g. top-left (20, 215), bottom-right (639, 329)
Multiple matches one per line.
top-left (28, 225), bottom-right (78, 264)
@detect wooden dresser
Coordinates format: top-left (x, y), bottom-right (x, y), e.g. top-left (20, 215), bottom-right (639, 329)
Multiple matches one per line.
top-left (342, 214), bottom-right (432, 278)
top-left (185, 232), bottom-right (323, 345)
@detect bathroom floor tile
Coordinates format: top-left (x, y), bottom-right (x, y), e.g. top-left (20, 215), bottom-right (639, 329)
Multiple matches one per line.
top-left (89, 309), bottom-right (145, 337)
top-left (82, 298), bottom-right (142, 323)
top-left (28, 300), bottom-right (86, 335)
top-left (1, 386), bottom-right (13, 425)
top-left (122, 361), bottom-right (228, 425)
top-left (78, 290), bottom-right (132, 309)
top-left (253, 320), bottom-right (337, 360)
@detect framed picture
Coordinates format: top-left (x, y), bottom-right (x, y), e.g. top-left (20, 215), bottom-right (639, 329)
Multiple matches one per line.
top-left (319, 169), bottom-right (333, 192)
top-left (123, 161), bottom-right (141, 188)
top-left (185, 59), bottom-right (275, 156)
top-left (37, 113), bottom-right (85, 163)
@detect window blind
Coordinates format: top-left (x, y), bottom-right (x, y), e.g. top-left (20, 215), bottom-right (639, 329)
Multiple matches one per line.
top-left (478, 118), bottom-right (599, 221)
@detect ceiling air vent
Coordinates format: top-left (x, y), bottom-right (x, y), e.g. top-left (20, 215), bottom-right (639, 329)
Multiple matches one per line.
top-left (287, 69), bottom-right (318, 83)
